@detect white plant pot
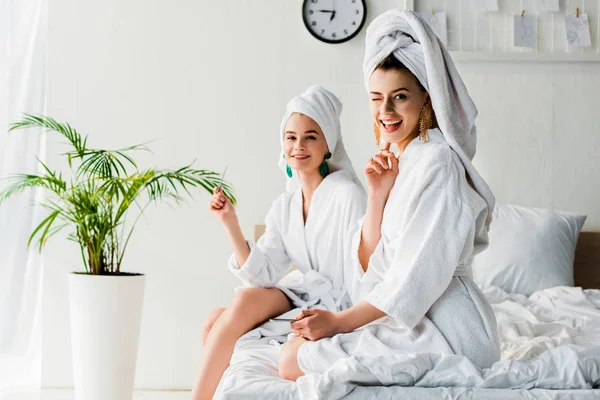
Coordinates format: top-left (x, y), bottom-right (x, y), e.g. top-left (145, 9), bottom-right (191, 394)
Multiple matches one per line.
top-left (68, 273), bottom-right (146, 400)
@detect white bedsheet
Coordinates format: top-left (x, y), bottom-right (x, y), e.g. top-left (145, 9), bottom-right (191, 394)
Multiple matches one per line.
top-left (214, 286), bottom-right (600, 399)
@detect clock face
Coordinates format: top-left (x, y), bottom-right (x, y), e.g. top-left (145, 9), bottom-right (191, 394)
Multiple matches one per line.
top-left (302, 0), bottom-right (367, 44)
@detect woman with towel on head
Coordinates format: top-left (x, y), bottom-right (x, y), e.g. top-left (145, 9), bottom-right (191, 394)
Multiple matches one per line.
top-left (191, 86), bottom-right (366, 399)
top-left (278, 10), bottom-right (500, 381)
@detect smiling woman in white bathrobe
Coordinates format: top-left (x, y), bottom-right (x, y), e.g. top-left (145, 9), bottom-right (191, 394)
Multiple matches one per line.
top-left (278, 10), bottom-right (501, 381)
top-left (191, 86), bottom-right (366, 400)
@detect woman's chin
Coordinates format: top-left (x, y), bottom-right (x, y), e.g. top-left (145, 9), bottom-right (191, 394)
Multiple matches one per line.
top-left (382, 132), bottom-right (402, 144)
top-left (383, 130), bottom-right (412, 145)
top-left (290, 165), bottom-right (320, 175)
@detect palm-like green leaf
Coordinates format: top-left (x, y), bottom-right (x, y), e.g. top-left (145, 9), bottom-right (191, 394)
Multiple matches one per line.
top-left (0, 171), bottom-right (67, 203)
top-left (4, 114), bottom-right (236, 275)
top-left (76, 143), bottom-right (149, 178)
top-left (28, 209), bottom-right (62, 251)
top-left (10, 114), bottom-right (87, 157)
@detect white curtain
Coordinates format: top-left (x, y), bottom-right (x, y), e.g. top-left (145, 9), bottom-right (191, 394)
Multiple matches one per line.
top-left (0, 0), bottom-right (47, 391)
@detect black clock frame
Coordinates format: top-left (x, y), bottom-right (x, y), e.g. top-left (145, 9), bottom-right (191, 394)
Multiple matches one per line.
top-left (302, 0), bottom-right (367, 44)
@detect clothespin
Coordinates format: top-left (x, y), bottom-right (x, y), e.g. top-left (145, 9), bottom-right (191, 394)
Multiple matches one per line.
top-left (576, 7), bottom-right (580, 18)
top-left (521, 10), bottom-right (526, 17)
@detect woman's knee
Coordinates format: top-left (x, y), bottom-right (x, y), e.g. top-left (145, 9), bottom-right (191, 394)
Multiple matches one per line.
top-left (228, 287), bottom-right (288, 318)
top-left (201, 307), bottom-right (226, 345)
top-left (278, 338), bottom-right (305, 381)
top-left (210, 287), bottom-right (291, 337)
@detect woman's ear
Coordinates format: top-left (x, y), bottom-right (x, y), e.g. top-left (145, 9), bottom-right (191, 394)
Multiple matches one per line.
top-left (424, 92), bottom-right (432, 105)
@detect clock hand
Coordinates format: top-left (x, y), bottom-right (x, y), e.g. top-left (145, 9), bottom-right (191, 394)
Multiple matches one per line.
top-left (331, 0), bottom-right (337, 21)
top-left (316, 9), bottom-right (334, 13)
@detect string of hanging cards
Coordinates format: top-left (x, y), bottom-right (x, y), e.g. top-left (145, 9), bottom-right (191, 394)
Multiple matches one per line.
top-left (407, 0), bottom-right (600, 61)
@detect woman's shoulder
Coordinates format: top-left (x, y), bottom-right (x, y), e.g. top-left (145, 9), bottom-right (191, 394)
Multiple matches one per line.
top-left (408, 129), bottom-right (465, 183)
top-left (264, 190), bottom-right (298, 227)
top-left (271, 190), bottom-right (296, 207)
top-left (412, 129), bottom-right (454, 161)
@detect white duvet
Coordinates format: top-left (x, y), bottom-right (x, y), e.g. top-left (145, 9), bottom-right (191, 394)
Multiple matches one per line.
top-left (214, 285), bottom-right (600, 399)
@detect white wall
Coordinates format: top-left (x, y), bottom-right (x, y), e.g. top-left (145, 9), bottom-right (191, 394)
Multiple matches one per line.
top-left (42, 0), bottom-right (600, 390)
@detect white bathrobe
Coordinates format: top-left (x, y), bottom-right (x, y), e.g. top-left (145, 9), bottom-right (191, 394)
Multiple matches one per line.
top-left (297, 130), bottom-right (500, 373)
top-left (229, 170), bottom-right (366, 313)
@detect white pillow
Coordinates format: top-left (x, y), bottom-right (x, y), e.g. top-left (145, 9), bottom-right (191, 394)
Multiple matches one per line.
top-left (472, 204), bottom-right (586, 296)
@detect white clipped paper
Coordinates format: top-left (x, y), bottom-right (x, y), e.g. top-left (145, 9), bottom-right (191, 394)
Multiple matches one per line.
top-left (470, 0), bottom-right (499, 13)
top-left (565, 14), bottom-right (592, 50)
top-left (419, 12), bottom-right (448, 46)
top-left (514, 15), bottom-right (537, 48)
top-left (535, 0), bottom-right (559, 13)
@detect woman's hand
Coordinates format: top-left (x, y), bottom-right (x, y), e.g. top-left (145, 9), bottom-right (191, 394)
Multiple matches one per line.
top-left (209, 186), bottom-right (236, 223)
top-left (290, 309), bottom-right (344, 341)
top-left (364, 144), bottom-right (399, 200)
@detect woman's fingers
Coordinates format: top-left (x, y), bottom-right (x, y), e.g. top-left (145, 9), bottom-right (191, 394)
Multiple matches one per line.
top-left (388, 151), bottom-right (399, 172)
top-left (367, 159), bottom-right (383, 174)
top-left (211, 191), bottom-right (226, 206)
top-left (210, 193), bottom-right (228, 210)
top-left (382, 142), bottom-right (391, 151)
top-left (214, 187), bottom-right (228, 205)
top-left (371, 154), bottom-right (389, 170)
top-left (367, 150), bottom-right (398, 174)
top-left (211, 194), bottom-right (223, 205)
top-left (212, 188), bottom-right (226, 207)
top-left (295, 310), bottom-right (308, 321)
top-left (290, 319), bottom-right (307, 330)
top-left (380, 149), bottom-right (398, 171)
top-left (380, 149), bottom-right (392, 158)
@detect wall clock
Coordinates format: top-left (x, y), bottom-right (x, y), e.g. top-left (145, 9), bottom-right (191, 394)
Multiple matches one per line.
top-left (302, 0), bottom-right (367, 44)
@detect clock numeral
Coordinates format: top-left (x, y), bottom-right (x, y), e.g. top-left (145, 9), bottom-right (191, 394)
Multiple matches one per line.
top-left (311, 0), bottom-right (318, 3)
top-left (352, 0), bottom-right (357, 2)
top-left (321, 29), bottom-right (325, 34)
top-left (355, 9), bottom-right (360, 14)
top-left (312, 21), bottom-right (317, 26)
top-left (344, 29), bottom-right (348, 35)
top-left (352, 21), bottom-right (357, 25)
top-left (332, 32), bottom-right (337, 38)
top-left (309, 10), bottom-right (314, 15)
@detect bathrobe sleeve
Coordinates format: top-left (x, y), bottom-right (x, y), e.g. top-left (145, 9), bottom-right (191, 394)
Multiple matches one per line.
top-left (337, 184), bottom-right (368, 305)
top-left (342, 185), bottom-right (368, 245)
top-left (343, 215), bottom-right (388, 305)
top-left (365, 152), bottom-right (478, 330)
top-left (344, 181), bottom-right (390, 304)
top-left (228, 200), bottom-right (293, 288)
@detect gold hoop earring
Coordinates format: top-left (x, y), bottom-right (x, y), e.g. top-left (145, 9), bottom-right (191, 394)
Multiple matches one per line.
top-left (373, 122), bottom-right (381, 148)
top-left (418, 98), bottom-right (434, 143)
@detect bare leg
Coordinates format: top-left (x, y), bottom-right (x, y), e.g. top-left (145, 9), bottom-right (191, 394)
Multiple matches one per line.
top-left (191, 287), bottom-right (293, 400)
top-left (278, 336), bottom-right (307, 381)
top-left (201, 307), bottom-right (225, 346)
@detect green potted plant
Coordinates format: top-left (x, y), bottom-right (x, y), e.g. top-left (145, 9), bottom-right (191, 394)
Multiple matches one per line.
top-left (0, 115), bottom-right (235, 400)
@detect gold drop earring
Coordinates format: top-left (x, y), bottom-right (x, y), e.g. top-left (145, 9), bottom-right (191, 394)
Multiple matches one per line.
top-left (373, 122), bottom-right (381, 148)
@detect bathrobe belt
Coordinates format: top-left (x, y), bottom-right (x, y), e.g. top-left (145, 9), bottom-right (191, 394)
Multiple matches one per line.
top-left (300, 270), bottom-right (348, 312)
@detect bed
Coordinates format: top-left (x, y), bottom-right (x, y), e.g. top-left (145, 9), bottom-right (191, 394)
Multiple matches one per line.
top-left (213, 227), bottom-right (600, 399)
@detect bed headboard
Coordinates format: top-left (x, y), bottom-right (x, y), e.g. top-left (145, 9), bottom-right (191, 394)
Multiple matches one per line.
top-left (254, 226), bottom-right (600, 289)
top-left (574, 232), bottom-right (600, 290)
top-left (254, 225), bottom-right (266, 242)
